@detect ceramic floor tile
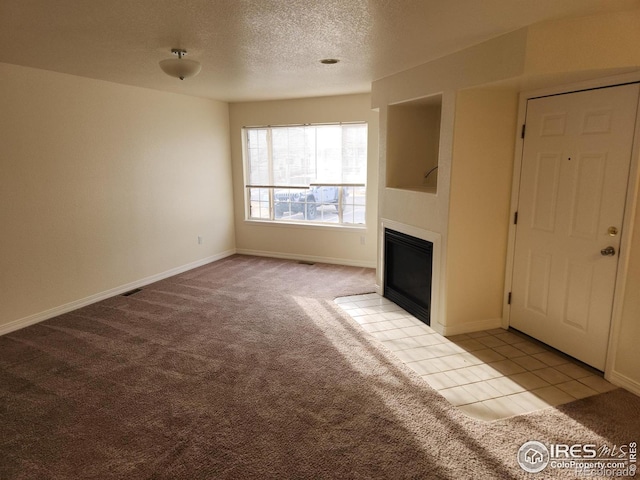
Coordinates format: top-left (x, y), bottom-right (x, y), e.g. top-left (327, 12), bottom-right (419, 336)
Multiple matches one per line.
top-left (370, 329), bottom-right (408, 341)
top-left (377, 303), bottom-right (407, 313)
top-left (344, 308), bottom-right (368, 317)
top-left (334, 296), bottom-right (361, 304)
top-left (438, 353), bottom-right (482, 369)
top-left (429, 356), bottom-right (462, 372)
top-left (381, 311), bottom-right (413, 320)
top-left (335, 301), bottom-right (358, 309)
top-left (378, 315), bottom-right (412, 325)
top-left (466, 331), bottom-right (491, 339)
top-left (486, 328), bottom-right (508, 335)
top-left (442, 343), bottom-right (469, 355)
top-left (511, 341), bottom-right (548, 355)
top-left (476, 336), bottom-right (509, 349)
top-left (487, 359), bottom-right (527, 376)
top-left (458, 401), bottom-right (504, 421)
top-left (360, 293), bottom-right (381, 300)
top-left (509, 391), bottom-right (552, 412)
top-left (456, 352), bottom-right (486, 367)
top-left (470, 349), bottom-right (507, 363)
top-left (554, 362), bottom-right (593, 379)
top-left (532, 351), bottom-right (570, 367)
top-left (422, 372), bottom-right (460, 390)
top-left (485, 376), bottom-right (527, 396)
top-left (576, 375), bottom-right (617, 394)
top-left (530, 385), bottom-right (576, 406)
top-left (354, 298), bottom-right (386, 308)
top-left (402, 333), bottom-right (448, 346)
top-left (400, 325), bottom-right (435, 337)
top-left (424, 343), bottom-right (462, 358)
top-left (437, 354), bottom-right (481, 371)
top-left (359, 307), bottom-right (384, 315)
top-left (423, 334), bottom-right (449, 345)
top-left (531, 367), bottom-right (572, 385)
top-left (511, 355), bottom-right (548, 371)
top-left (450, 339), bottom-right (486, 352)
top-left (492, 332), bottom-right (525, 345)
top-left (394, 347), bottom-right (438, 363)
top-left (352, 313), bottom-right (388, 325)
top-left (360, 321), bottom-right (399, 333)
top-left (335, 294), bottom-right (606, 421)
top-left (556, 380), bottom-right (599, 399)
top-left (492, 344), bottom-right (528, 359)
top-left (406, 358), bottom-right (446, 375)
top-left (466, 364), bottom-right (504, 381)
top-left (482, 396), bottom-right (530, 418)
top-left (419, 325), bottom-right (440, 335)
top-left (437, 385), bottom-right (480, 406)
top-left (508, 371), bottom-right (552, 390)
top-left (446, 334), bottom-right (471, 342)
top-left (391, 317), bottom-right (425, 328)
top-left (380, 332), bottom-right (440, 347)
top-left (462, 380), bottom-right (503, 402)
top-left (444, 367), bottom-right (483, 386)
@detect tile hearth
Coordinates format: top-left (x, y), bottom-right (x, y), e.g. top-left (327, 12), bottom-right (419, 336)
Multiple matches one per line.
top-left (335, 293), bottom-right (616, 421)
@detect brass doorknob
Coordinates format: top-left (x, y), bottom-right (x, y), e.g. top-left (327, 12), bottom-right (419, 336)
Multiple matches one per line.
top-left (600, 246), bottom-right (616, 256)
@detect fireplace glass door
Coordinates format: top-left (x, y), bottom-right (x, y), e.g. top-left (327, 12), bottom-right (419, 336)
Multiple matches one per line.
top-left (384, 229), bottom-right (433, 325)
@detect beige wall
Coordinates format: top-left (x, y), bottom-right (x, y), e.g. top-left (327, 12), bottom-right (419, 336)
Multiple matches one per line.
top-left (229, 94), bottom-right (378, 267)
top-left (386, 103), bottom-right (441, 190)
top-left (524, 9), bottom-right (640, 76)
top-left (371, 29), bottom-right (528, 108)
top-left (0, 63), bottom-right (235, 331)
top-left (446, 88), bottom-right (518, 327)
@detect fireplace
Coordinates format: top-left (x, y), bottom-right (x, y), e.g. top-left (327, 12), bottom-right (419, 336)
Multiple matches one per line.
top-left (384, 228), bottom-right (433, 325)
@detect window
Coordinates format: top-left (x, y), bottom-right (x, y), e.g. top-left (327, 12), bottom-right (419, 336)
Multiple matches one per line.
top-left (244, 123), bottom-right (367, 225)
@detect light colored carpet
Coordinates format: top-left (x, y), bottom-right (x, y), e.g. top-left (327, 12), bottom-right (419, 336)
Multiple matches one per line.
top-left (1, 254), bottom-right (638, 479)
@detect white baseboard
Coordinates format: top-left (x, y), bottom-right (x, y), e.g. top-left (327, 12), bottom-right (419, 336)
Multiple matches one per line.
top-left (235, 248), bottom-right (376, 269)
top-left (437, 317), bottom-right (503, 337)
top-left (0, 249), bottom-right (236, 337)
top-left (606, 369), bottom-right (640, 397)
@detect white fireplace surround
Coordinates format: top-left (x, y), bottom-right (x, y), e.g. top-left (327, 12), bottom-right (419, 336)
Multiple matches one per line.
top-left (378, 219), bottom-right (443, 335)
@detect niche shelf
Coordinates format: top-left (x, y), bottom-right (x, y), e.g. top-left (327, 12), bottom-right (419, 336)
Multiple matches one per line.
top-left (386, 94), bottom-right (442, 193)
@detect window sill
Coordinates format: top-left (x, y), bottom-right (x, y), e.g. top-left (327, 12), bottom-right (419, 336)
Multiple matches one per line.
top-left (244, 219), bottom-right (367, 232)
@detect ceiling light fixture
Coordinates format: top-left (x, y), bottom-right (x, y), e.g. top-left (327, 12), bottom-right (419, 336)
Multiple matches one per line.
top-left (159, 49), bottom-right (202, 80)
top-left (320, 58), bottom-right (340, 65)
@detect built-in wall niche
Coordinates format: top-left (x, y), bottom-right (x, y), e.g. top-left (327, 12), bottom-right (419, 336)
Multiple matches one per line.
top-left (386, 94), bottom-right (442, 192)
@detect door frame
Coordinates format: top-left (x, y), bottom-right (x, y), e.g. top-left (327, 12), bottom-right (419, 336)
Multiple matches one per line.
top-left (502, 72), bottom-right (640, 386)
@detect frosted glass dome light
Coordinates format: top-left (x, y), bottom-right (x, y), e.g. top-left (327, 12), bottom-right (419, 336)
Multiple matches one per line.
top-left (159, 49), bottom-right (202, 80)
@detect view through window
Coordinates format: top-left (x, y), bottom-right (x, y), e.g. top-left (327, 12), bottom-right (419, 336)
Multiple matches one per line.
top-left (244, 123), bottom-right (367, 225)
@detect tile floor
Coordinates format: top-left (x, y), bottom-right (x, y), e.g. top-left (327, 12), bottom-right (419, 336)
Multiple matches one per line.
top-left (335, 293), bottom-right (617, 421)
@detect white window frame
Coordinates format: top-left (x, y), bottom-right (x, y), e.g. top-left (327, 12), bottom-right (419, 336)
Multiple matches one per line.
top-left (242, 122), bottom-right (368, 227)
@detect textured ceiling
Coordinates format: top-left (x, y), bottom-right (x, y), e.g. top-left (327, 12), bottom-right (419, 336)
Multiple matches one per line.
top-left (0, 0), bottom-right (638, 102)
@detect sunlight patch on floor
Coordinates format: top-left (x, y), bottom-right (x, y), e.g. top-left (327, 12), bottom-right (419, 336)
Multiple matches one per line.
top-left (335, 294), bottom-right (616, 421)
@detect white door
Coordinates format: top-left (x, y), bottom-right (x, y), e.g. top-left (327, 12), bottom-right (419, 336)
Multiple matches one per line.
top-left (510, 83), bottom-right (639, 370)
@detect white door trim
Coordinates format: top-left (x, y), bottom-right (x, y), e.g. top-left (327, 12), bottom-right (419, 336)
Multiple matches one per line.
top-left (503, 72), bottom-right (640, 385)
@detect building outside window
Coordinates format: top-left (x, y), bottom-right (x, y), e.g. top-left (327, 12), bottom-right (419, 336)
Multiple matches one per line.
top-left (244, 122), bottom-right (367, 226)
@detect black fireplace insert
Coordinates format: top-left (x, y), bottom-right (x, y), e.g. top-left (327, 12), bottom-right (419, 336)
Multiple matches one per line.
top-left (384, 229), bottom-right (433, 325)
